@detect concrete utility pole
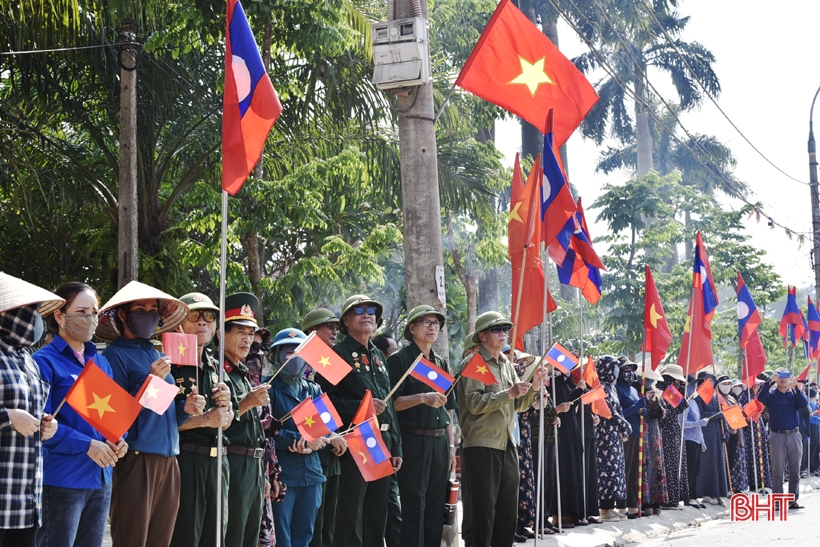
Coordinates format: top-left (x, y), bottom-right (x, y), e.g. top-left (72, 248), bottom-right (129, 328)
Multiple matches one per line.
top-left (117, 18), bottom-right (139, 288)
top-left (393, 0), bottom-right (449, 356)
top-left (808, 86), bottom-right (820, 301)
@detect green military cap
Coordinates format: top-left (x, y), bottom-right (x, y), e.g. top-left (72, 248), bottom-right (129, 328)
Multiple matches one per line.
top-left (463, 334), bottom-right (479, 350)
top-left (224, 292), bottom-right (259, 329)
top-left (301, 307), bottom-right (339, 332)
top-left (471, 311), bottom-right (513, 343)
top-left (339, 294), bottom-right (383, 334)
top-left (403, 304), bottom-right (446, 341)
top-left (179, 292), bottom-right (220, 312)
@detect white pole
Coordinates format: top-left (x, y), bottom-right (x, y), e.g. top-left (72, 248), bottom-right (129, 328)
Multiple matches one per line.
top-left (578, 292), bottom-right (587, 517)
top-left (215, 190), bottom-right (228, 547)
top-left (677, 286), bottom-right (696, 498)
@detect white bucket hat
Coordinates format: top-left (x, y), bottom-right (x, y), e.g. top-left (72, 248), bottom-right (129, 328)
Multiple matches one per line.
top-left (0, 272), bottom-right (65, 316)
top-left (658, 364), bottom-right (686, 382)
top-left (95, 281), bottom-right (188, 341)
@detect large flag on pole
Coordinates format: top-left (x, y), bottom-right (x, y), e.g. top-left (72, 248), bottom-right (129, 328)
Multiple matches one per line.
top-left (644, 265), bottom-right (672, 370)
top-left (222, 0), bottom-right (282, 195)
top-left (809, 296), bottom-right (820, 359)
top-left (454, 0), bottom-right (598, 147)
top-left (737, 272), bottom-right (766, 386)
top-left (540, 111), bottom-right (577, 247)
top-left (677, 231), bottom-right (718, 374)
top-left (550, 198), bottom-right (605, 304)
top-left (779, 286), bottom-right (805, 348)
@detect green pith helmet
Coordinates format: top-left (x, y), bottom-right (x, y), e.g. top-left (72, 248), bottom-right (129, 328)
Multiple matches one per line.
top-left (471, 311), bottom-right (513, 343)
top-left (463, 334), bottom-right (479, 350)
top-left (403, 304), bottom-right (446, 341)
top-left (179, 292), bottom-right (220, 312)
top-left (339, 294), bottom-right (383, 334)
top-left (301, 308), bottom-right (339, 332)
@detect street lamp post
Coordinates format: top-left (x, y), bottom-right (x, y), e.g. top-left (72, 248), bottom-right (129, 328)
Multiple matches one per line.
top-left (809, 86), bottom-right (820, 301)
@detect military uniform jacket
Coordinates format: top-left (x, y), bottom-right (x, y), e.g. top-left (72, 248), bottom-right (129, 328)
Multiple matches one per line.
top-left (387, 342), bottom-right (456, 431)
top-left (171, 347), bottom-right (229, 447)
top-left (223, 358), bottom-right (265, 449)
top-left (317, 335), bottom-right (402, 458)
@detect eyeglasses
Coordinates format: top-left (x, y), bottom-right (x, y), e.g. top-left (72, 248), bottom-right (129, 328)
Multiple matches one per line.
top-left (187, 310), bottom-right (217, 323)
top-left (352, 306), bottom-right (377, 316)
top-left (321, 323), bottom-right (339, 332)
top-left (417, 319), bottom-right (441, 329)
top-left (487, 325), bottom-right (511, 334)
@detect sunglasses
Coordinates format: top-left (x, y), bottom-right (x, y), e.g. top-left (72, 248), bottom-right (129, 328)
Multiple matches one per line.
top-left (187, 310), bottom-right (217, 323)
top-left (250, 342), bottom-right (266, 355)
top-left (488, 325), bottom-right (511, 334)
top-left (352, 306), bottom-right (377, 316)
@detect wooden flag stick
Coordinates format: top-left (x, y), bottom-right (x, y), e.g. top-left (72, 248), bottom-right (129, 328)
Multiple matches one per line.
top-left (383, 353), bottom-right (423, 403)
top-left (266, 331), bottom-right (317, 384)
top-left (51, 396), bottom-right (68, 419)
top-left (443, 374), bottom-right (462, 398)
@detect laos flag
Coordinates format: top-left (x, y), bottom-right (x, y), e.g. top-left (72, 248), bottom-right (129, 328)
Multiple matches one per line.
top-left (223, 0), bottom-right (282, 196)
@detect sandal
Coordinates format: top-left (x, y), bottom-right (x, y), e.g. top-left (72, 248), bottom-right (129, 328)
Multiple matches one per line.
top-left (586, 516), bottom-right (601, 524)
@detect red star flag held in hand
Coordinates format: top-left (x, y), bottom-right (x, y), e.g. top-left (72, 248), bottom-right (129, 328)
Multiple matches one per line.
top-left (295, 332), bottom-right (352, 385)
top-left (162, 333), bottom-right (198, 367)
top-left (695, 379), bottom-right (715, 405)
top-left (136, 374), bottom-right (180, 415)
top-left (582, 356), bottom-right (600, 389)
top-left (455, 0), bottom-right (597, 147)
top-left (352, 389), bottom-right (377, 425)
top-left (65, 359), bottom-right (143, 442)
top-left (590, 398), bottom-right (611, 419)
top-left (459, 353), bottom-right (498, 385)
top-left (743, 399), bottom-right (764, 422)
top-left (661, 384), bottom-right (684, 408)
top-left (723, 404), bottom-right (748, 429)
top-left (290, 397), bottom-right (337, 442)
top-left (580, 384), bottom-right (605, 404)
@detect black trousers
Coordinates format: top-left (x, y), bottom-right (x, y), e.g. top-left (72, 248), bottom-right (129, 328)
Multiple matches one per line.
top-left (583, 435), bottom-right (599, 517)
top-left (462, 443), bottom-right (519, 547)
top-left (397, 433), bottom-right (448, 547)
top-left (617, 437), bottom-right (640, 509)
top-left (686, 440), bottom-right (701, 500)
top-left (0, 528), bottom-right (35, 547)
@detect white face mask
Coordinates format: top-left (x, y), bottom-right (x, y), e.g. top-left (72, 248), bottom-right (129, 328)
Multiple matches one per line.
top-left (731, 386), bottom-right (743, 396)
top-left (718, 383), bottom-right (732, 395)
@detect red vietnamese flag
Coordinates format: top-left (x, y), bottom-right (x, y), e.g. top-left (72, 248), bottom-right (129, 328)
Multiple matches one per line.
top-left (223, 0), bottom-right (282, 195)
top-left (743, 399), bottom-right (764, 422)
top-left (724, 404), bottom-right (748, 429)
top-left (136, 374), bottom-right (180, 415)
top-left (290, 397), bottom-right (332, 442)
top-left (509, 154), bottom-right (551, 349)
top-left (348, 434), bottom-right (394, 482)
top-left (644, 266), bottom-right (672, 370)
top-left (743, 329), bottom-right (767, 387)
top-left (590, 398), bottom-right (612, 419)
top-left (162, 333), bottom-right (198, 367)
top-left (695, 379), bottom-right (715, 405)
top-left (580, 384), bottom-right (605, 404)
top-left (65, 360), bottom-right (142, 443)
top-left (581, 356), bottom-right (600, 389)
top-left (797, 362), bottom-right (813, 382)
top-left (459, 353), bottom-right (499, 385)
top-left (296, 332), bottom-right (352, 385)
top-left (352, 389), bottom-right (376, 425)
top-left (661, 384), bottom-right (684, 408)
top-left (454, 0), bottom-right (597, 148)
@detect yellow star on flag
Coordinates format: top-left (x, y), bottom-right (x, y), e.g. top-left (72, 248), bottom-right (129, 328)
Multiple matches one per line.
top-left (146, 383), bottom-right (161, 399)
top-left (87, 393), bottom-right (116, 419)
top-left (683, 315), bottom-right (691, 333)
top-left (319, 356), bottom-right (331, 368)
top-left (509, 201), bottom-right (524, 224)
top-left (359, 451), bottom-right (368, 464)
top-left (508, 56), bottom-right (554, 96)
top-left (649, 304), bottom-right (663, 328)
top-left (177, 343), bottom-right (186, 356)
top-left (304, 415), bottom-right (316, 428)
top-left (476, 365), bottom-right (489, 375)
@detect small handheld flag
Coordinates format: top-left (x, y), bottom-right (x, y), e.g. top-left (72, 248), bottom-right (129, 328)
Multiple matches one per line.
top-left (459, 353), bottom-right (498, 385)
top-left (581, 356), bottom-right (600, 389)
top-left (162, 333), bottom-right (198, 367)
top-left (352, 389), bottom-right (376, 425)
top-left (409, 357), bottom-right (455, 394)
top-left (695, 380), bottom-right (715, 405)
top-left (296, 333), bottom-right (352, 385)
top-left (65, 359), bottom-right (143, 443)
top-left (352, 418), bottom-right (391, 465)
top-left (590, 398), bottom-right (612, 419)
top-left (545, 342), bottom-right (578, 374)
top-left (661, 384), bottom-right (683, 408)
top-left (743, 399), bottom-right (764, 422)
top-left (314, 393), bottom-right (343, 432)
top-left (348, 435), bottom-right (394, 482)
top-left (136, 374), bottom-right (180, 415)
top-left (291, 397), bottom-right (333, 442)
top-left (580, 384), bottom-right (605, 404)
top-left (723, 404), bottom-right (748, 429)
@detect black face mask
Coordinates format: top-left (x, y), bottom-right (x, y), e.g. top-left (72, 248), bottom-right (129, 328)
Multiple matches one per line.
top-left (125, 310), bottom-right (161, 339)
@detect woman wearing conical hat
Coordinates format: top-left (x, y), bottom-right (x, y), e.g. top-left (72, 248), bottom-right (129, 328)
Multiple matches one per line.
top-left (0, 272), bottom-right (62, 546)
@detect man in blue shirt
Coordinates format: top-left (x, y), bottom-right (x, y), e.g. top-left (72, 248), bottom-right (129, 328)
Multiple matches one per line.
top-left (758, 367), bottom-right (809, 509)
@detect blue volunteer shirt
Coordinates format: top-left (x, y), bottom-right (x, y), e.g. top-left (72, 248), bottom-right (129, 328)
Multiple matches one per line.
top-left (757, 380), bottom-right (808, 431)
top-left (810, 401), bottom-right (820, 426)
top-left (104, 337), bottom-right (189, 457)
top-left (34, 336), bottom-right (115, 489)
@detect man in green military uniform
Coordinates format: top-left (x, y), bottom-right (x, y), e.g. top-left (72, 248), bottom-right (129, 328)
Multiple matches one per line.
top-left (220, 293), bottom-right (272, 547)
top-left (170, 293), bottom-right (234, 547)
top-left (456, 311), bottom-right (548, 547)
top-left (316, 295), bottom-right (403, 547)
top-left (303, 308), bottom-right (346, 547)
top-left (388, 305), bottom-right (457, 547)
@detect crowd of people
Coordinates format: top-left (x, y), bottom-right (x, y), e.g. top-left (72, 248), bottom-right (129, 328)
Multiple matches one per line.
top-left (0, 271), bottom-right (814, 547)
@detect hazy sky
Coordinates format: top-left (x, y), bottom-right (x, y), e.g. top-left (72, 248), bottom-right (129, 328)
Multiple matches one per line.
top-left (495, 0), bottom-right (820, 291)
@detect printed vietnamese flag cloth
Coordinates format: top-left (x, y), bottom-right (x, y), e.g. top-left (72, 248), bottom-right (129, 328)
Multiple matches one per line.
top-left (661, 384), bottom-right (684, 408)
top-left (454, 0), bottom-right (597, 148)
top-left (459, 353), bottom-right (498, 385)
top-left (409, 357), bottom-right (455, 394)
top-left (222, 0), bottom-right (282, 195)
top-left (136, 374), bottom-right (180, 415)
top-left (162, 332), bottom-right (198, 367)
top-left (295, 332), bottom-right (352, 385)
top-left (65, 359), bottom-right (142, 442)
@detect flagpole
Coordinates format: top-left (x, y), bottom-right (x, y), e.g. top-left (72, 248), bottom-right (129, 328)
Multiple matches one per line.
top-left (578, 292), bottom-right (587, 519)
top-left (638, 328), bottom-right (647, 516)
top-left (805, 350), bottom-right (812, 476)
top-left (383, 353), bottom-right (423, 402)
top-left (678, 285), bottom-right (696, 497)
top-left (549, 263), bottom-right (562, 534)
top-left (535, 247), bottom-right (548, 544)
top-left (216, 189), bottom-right (228, 547)
top-left (742, 349), bottom-right (759, 492)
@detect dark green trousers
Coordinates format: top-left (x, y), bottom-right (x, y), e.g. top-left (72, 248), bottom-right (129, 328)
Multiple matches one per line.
top-left (462, 442), bottom-right (519, 547)
top-left (170, 451), bottom-right (229, 547)
top-left (225, 453), bottom-right (264, 547)
top-left (310, 446), bottom-right (340, 547)
top-left (385, 475), bottom-right (402, 547)
top-left (332, 449), bottom-right (392, 547)
top-left (397, 434), bottom-right (448, 547)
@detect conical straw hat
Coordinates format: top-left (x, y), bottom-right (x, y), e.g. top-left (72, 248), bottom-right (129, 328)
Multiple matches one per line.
top-left (95, 280), bottom-right (189, 341)
top-left (0, 272), bottom-right (65, 316)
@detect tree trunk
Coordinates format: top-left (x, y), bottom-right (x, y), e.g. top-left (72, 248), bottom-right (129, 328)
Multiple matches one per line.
top-left (635, 69), bottom-right (654, 177)
top-left (478, 268), bottom-right (499, 314)
top-left (395, 0), bottom-right (449, 357)
top-left (117, 18), bottom-right (139, 288)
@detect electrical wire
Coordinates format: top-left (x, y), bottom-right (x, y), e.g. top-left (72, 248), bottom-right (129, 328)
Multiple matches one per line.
top-left (0, 44), bottom-right (114, 55)
top-left (546, 0), bottom-right (813, 242)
